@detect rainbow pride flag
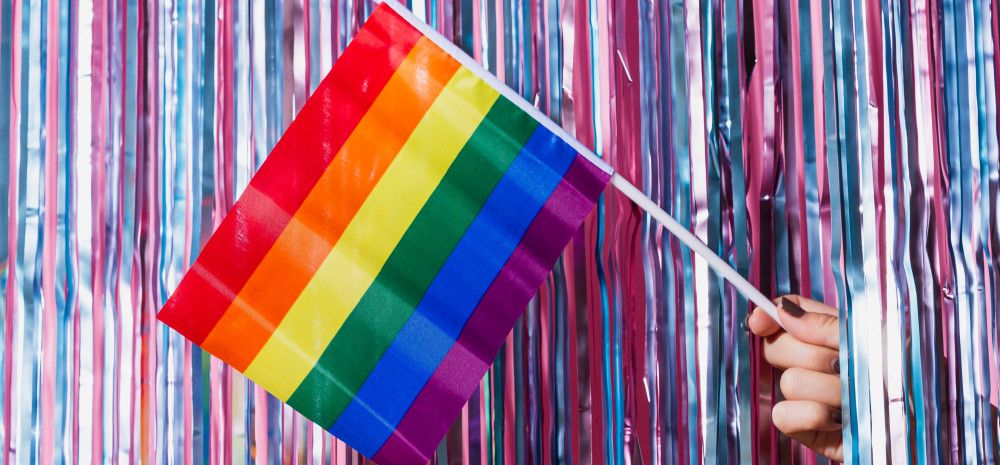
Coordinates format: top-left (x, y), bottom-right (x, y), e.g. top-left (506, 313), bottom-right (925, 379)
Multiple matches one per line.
top-left (158, 2), bottom-right (610, 463)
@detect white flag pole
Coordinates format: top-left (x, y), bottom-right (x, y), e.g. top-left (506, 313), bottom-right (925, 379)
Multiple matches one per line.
top-left (609, 174), bottom-right (781, 323)
top-left (380, 0), bottom-right (782, 325)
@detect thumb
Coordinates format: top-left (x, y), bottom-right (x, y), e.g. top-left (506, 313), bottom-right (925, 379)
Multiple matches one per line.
top-left (777, 298), bottom-right (841, 350)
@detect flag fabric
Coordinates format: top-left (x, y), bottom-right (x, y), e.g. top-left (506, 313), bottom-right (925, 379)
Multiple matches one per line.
top-left (157, 3), bottom-right (611, 464)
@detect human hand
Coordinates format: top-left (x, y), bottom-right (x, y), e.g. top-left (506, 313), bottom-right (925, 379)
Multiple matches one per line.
top-left (746, 295), bottom-right (844, 461)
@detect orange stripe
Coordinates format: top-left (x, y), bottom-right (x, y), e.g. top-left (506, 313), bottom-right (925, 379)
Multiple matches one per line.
top-left (200, 37), bottom-right (461, 371)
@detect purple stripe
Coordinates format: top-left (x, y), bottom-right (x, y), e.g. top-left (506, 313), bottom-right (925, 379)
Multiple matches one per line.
top-left (371, 156), bottom-right (609, 465)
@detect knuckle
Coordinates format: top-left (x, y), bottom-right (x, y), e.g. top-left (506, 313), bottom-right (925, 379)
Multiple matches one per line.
top-left (821, 316), bottom-right (841, 346)
top-left (803, 404), bottom-right (825, 427)
top-left (821, 314), bottom-right (839, 332)
top-left (771, 402), bottom-right (791, 431)
top-left (771, 401), bottom-right (823, 433)
top-left (780, 368), bottom-right (805, 398)
top-left (800, 345), bottom-right (836, 372)
top-left (796, 311), bottom-right (840, 349)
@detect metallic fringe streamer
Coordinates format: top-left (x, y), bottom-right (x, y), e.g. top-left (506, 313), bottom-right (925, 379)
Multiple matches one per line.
top-left (0, 0), bottom-right (997, 464)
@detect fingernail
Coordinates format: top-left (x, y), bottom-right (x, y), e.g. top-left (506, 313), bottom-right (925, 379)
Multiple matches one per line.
top-left (780, 298), bottom-right (806, 318)
top-left (832, 409), bottom-right (842, 425)
top-left (831, 358), bottom-right (840, 374)
top-left (743, 309), bottom-right (754, 331)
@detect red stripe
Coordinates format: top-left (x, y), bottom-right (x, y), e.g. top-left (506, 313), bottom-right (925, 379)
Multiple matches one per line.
top-left (157, 5), bottom-right (422, 343)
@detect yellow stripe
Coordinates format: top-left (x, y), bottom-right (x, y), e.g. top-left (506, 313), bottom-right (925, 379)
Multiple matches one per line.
top-left (243, 66), bottom-right (499, 400)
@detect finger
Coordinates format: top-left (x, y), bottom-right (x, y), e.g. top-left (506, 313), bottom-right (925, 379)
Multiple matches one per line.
top-left (787, 431), bottom-right (845, 462)
top-left (777, 298), bottom-right (841, 350)
top-left (779, 367), bottom-right (843, 407)
top-left (747, 306), bottom-right (781, 338)
top-left (771, 400), bottom-right (842, 434)
top-left (763, 333), bottom-right (840, 374)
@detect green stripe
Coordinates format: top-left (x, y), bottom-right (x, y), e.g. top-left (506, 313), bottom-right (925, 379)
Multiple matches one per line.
top-left (286, 97), bottom-right (538, 427)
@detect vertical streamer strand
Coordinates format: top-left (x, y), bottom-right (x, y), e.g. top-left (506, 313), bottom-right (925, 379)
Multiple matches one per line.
top-left (1, 0), bottom-right (998, 464)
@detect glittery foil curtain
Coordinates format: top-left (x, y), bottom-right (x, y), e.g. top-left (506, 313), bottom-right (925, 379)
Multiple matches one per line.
top-left (1, 0), bottom-right (998, 464)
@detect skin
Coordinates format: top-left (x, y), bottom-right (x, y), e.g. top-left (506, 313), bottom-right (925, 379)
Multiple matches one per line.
top-left (747, 294), bottom-right (844, 462)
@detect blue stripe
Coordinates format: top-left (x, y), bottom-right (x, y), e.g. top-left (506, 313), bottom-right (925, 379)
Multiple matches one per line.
top-left (327, 126), bottom-right (576, 456)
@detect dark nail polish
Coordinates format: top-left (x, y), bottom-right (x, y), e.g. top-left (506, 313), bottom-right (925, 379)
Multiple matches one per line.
top-left (832, 358), bottom-right (841, 374)
top-left (832, 409), bottom-right (842, 425)
top-left (780, 298), bottom-right (806, 318)
top-left (743, 309), bottom-right (754, 331)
